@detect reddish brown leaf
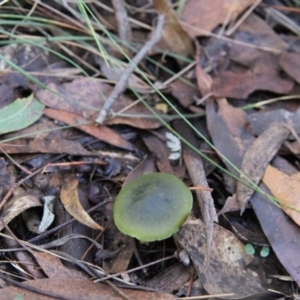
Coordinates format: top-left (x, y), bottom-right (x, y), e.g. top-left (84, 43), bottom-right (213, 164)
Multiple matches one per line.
top-left (31, 251), bottom-right (87, 280)
top-left (44, 108), bottom-right (134, 151)
top-left (142, 132), bottom-right (174, 174)
top-left (180, 0), bottom-right (257, 37)
top-left (212, 70), bottom-right (293, 99)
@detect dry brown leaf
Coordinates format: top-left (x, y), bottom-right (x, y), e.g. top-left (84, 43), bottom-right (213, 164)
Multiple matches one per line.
top-left (262, 165), bottom-right (300, 226)
top-left (218, 194), bottom-right (240, 216)
top-left (60, 174), bottom-right (103, 231)
top-left (31, 251), bottom-right (87, 280)
top-left (153, 0), bottom-right (194, 57)
top-left (178, 219), bottom-right (265, 299)
top-left (170, 79), bottom-right (199, 108)
top-left (212, 70), bottom-right (293, 99)
top-left (237, 123), bottom-right (290, 213)
top-left (0, 188), bottom-right (42, 231)
top-left (0, 278), bottom-right (178, 300)
top-left (180, 0), bottom-right (257, 37)
top-left (37, 78), bottom-right (162, 130)
top-left (44, 108), bottom-right (135, 151)
top-left (206, 98), bottom-right (254, 178)
top-left (280, 52), bottom-right (300, 85)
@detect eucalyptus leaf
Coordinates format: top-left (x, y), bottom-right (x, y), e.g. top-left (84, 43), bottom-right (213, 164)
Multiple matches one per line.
top-left (0, 94), bottom-right (44, 134)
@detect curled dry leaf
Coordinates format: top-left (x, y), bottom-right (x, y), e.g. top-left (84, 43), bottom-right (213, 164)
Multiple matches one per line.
top-left (0, 188), bottom-right (42, 231)
top-left (60, 175), bottom-right (103, 231)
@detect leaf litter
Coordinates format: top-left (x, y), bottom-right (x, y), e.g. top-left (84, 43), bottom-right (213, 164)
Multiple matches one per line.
top-left (1, 1), bottom-right (300, 299)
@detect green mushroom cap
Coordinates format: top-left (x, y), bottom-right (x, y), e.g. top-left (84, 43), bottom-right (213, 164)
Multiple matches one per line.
top-left (113, 172), bottom-right (193, 242)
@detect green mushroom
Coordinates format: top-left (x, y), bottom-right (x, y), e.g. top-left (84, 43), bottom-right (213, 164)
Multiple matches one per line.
top-left (113, 172), bottom-right (193, 242)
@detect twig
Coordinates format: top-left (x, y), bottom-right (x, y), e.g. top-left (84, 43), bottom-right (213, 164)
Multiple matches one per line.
top-left (94, 253), bottom-right (175, 283)
top-left (95, 14), bottom-right (165, 124)
top-left (112, 0), bottom-right (132, 41)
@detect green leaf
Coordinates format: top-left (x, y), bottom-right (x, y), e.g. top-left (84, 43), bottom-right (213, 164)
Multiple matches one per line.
top-left (260, 246), bottom-right (270, 257)
top-left (0, 94), bottom-right (44, 134)
top-left (14, 294), bottom-right (24, 300)
top-left (245, 243), bottom-right (255, 256)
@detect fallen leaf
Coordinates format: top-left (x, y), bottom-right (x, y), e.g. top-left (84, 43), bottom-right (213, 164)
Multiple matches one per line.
top-left (180, 0), bottom-right (257, 37)
top-left (37, 78), bottom-right (162, 129)
top-left (142, 132), bottom-right (174, 174)
top-left (0, 278), bottom-right (177, 300)
top-left (251, 177), bottom-right (300, 286)
top-left (0, 117), bottom-right (97, 155)
top-left (237, 123), bottom-right (290, 213)
top-left (212, 70), bottom-right (293, 99)
top-left (218, 194), bottom-right (240, 216)
top-left (280, 52), bottom-right (300, 84)
top-left (178, 219), bottom-right (265, 299)
top-left (0, 188), bottom-right (42, 231)
top-left (31, 251), bottom-right (87, 280)
top-left (245, 108), bottom-right (297, 136)
top-left (44, 108), bottom-right (135, 151)
top-left (0, 157), bottom-right (16, 196)
top-left (0, 94), bottom-right (44, 134)
top-left (206, 98), bottom-right (254, 178)
top-left (262, 165), bottom-right (300, 226)
top-left (170, 79), bottom-right (199, 108)
top-left (60, 174), bottom-right (103, 231)
top-left (153, 0), bottom-right (194, 57)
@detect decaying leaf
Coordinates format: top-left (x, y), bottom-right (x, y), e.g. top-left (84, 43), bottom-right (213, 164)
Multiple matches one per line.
top-left (0, 188), bottom-right (42, 231)
top-left (31, 251), bottom-right (87, 280)
top-left (153, 0), bottom-right (194, 57)
top-left (178, 219), bottom-right (265, 299)
top-left (251, 178), bottom-right (300, 286)
top-left (237, 123), bottom-right (290, 213)
top-left (262, 165), bottom-right (300, 226)
top-left (0, 278), bottom-right (178, 300)
top-left (280, 52), bottom-right (300, 84)
top-left (37, 78), bottom-right (162, 130)
top-left (212, 70), bottom-right (293, 99)
top-left (180, 0), bottom-right (258, 37)
top-left (60, 175), bottom-right (103, 231)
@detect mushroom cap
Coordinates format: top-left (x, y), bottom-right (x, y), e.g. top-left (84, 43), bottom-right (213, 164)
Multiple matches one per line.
top-left (113, 172), bottom-right (193, 242)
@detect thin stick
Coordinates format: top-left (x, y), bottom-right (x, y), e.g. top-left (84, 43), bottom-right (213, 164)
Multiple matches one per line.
top-left (112, 0), bottom-right (132, 41)
top-left (95, 14), bottom-right (165, 124)
top-left (94, 254), bottom-right (175, 283)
